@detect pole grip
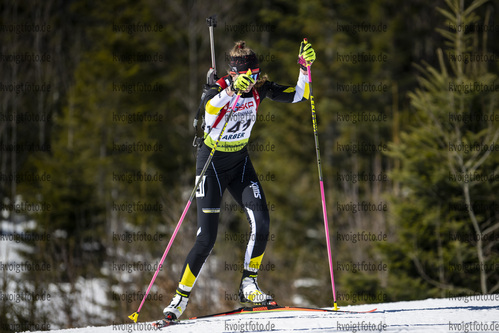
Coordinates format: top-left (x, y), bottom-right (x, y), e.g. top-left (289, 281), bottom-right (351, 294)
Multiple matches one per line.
top-left (298, 38), bottom-right (310, 69)
top-left (206, 15), bottom-right (217, 27)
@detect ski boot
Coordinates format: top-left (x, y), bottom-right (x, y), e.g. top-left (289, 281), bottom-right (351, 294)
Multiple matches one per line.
top-left (161, 290), bottom-right (189, 323)
top-left (239, 275), bottom-right (276, 306)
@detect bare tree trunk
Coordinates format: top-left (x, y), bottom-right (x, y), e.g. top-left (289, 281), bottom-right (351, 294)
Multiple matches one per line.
top-left (462, 183), bottom-right (487, 293)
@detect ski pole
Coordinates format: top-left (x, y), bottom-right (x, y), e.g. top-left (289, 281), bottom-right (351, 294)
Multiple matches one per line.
top-left (206, 15), bottom-right (217, 75)
top-left (128, 72), bottom-right (249, 323)
top-left (299, 38), bottom-right (338, 311)
top-left (193, 15), bottom-right (218, 147)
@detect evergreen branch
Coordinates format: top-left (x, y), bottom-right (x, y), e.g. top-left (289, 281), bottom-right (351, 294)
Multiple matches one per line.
top-left (467, 129), bottom-right (499, 174)
top-left (463, 0), bottom-right (489, 17)
top-left (443, 0), bottom-right (459, 16)
top-left (436, 8), bottom-right (457, 24)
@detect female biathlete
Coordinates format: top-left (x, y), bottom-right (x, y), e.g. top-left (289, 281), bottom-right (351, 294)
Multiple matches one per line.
top-left (163, 40), bottom-right (316, 321)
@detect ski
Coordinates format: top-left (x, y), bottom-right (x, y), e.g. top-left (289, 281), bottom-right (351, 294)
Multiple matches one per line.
top-left (152, 318), bottom-right (178, 329)
top-left (331, 307), bottom-right (378, 314)
top-left (190, 304), bottom-right (377, 319)
top-left (152, 304), bottom-right (378, 329)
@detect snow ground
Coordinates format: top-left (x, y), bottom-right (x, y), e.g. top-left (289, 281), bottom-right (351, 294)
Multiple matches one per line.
top-left (23, 295), bottom-right (499, 333)
top-left (3, 220), bottom-right (498, 332)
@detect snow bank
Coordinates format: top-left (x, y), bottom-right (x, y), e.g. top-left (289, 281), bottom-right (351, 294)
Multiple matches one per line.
top-left (22, 295), bottom-right (499, 333)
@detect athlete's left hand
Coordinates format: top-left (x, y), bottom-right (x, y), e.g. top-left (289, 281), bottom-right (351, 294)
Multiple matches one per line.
top-left (300, 42), bottom-right (316, 64)
top-left (232, 73), bottom-right (255, 92)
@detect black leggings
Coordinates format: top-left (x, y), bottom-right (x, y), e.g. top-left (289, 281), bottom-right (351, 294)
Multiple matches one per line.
top-left (177, 145), bottom-right (270, 291)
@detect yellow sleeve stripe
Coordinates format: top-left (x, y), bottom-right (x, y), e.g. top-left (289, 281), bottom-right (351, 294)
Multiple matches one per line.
top-left (206, 100), bottom-right (223, 115)
top-left (303, 82), bottom-right (310, 99)
top-left (283, 87), bottom-right (295, 93)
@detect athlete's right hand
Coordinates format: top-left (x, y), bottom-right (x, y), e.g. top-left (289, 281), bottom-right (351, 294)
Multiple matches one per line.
top-left (231, 73), bottom-right (255, 92)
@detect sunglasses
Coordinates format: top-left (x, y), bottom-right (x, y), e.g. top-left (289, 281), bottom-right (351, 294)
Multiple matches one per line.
top-left (249, 73), bottom-right (260, 81)
top-left (230, 69), bottom-right (260, 81)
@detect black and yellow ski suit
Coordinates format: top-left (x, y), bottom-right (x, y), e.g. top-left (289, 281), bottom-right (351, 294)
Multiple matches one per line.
top-left (176, 71), bottom-right (310, 295)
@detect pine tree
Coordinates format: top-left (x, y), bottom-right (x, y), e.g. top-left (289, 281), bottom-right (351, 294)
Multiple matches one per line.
top-left (384, 0), bottom-right (499, 298)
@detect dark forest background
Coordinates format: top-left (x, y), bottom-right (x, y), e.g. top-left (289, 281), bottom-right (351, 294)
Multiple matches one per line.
top-left (1, 0), bottom-right (498, 330)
